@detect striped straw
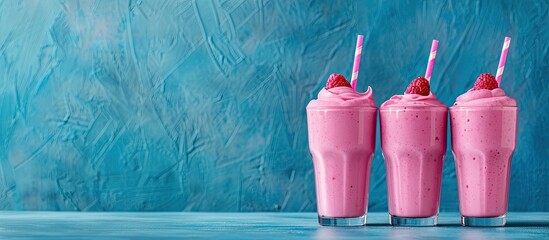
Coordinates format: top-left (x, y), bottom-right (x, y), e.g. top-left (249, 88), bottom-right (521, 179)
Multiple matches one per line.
top-left (351, 35), bottom-right (364, 91)
top-left (424, 40), bottom-right (439, 81)
top-left (496, 37), bottom-right (511, 86)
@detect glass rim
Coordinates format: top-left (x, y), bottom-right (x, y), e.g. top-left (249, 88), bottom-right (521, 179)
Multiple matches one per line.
top-left (450, 105), bottom-right (518, 110)
top-left (379, 106), bottom-right (448, 112)
top-left (307, 106), bottom-right (377, 111)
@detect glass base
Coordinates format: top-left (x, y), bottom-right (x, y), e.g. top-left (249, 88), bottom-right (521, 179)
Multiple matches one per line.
top-left (389, 214), bottom-right (438, 226)
top-left (318, 214), bottom-right (367, 226)
top-left (461, 215), bottom-right (506, 227)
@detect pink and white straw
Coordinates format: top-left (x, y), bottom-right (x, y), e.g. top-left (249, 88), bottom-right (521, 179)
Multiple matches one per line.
top-left (496, 37), bottom-right (511, 86)
top-left (351, 35), bottom-right (364, 90)
top-left (424, 40), bottom-right (439, 81)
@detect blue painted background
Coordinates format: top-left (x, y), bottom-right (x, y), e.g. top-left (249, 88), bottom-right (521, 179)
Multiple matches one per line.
top-left (0, 0), bottom-right (547, 211)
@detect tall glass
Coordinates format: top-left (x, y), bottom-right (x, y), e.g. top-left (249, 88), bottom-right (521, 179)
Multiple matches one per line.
top-left (380, 106), bottom-right (447, 226)
top-left (306, 106), bottom-right (377, 226)
top-left (450, 106), bottom-right (517, 227)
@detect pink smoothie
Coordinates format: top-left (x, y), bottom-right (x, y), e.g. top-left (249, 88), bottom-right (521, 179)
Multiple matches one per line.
top-left (380, 93), bottom-right (447, 218)
top-left (451, 88), bottom-right (517, 217)
top-left (307, 86), bottom-right (376, 218)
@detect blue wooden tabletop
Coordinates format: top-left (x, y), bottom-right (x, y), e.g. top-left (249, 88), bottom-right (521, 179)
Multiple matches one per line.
top-left (0, 212), bottom-right (547, 239)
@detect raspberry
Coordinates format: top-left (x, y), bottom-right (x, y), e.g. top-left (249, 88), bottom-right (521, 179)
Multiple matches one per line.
top-left (405, 76), bottom-right (430, 96)
top-left (326, 74), bottom-right (351, 89)
top-left (472, 73), bottom-right (499, 90)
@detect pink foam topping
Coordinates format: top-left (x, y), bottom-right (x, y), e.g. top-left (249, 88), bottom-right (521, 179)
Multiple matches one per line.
top-left (307, 86), bottom-right (375, 108)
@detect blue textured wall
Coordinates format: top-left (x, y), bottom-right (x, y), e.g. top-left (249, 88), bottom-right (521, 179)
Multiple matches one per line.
top-left (0, 0), bottom-right (547, 211)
